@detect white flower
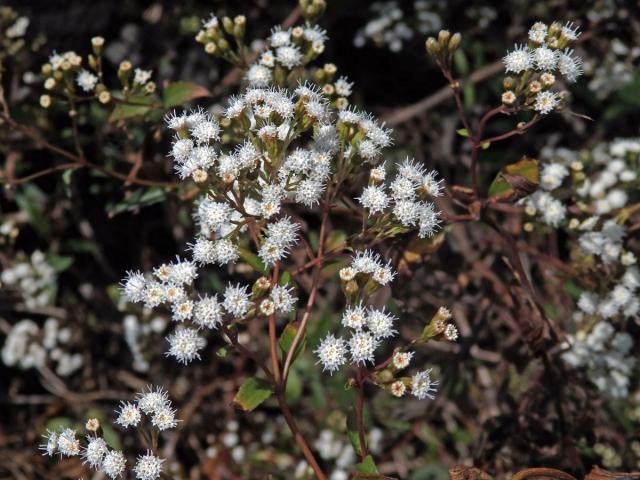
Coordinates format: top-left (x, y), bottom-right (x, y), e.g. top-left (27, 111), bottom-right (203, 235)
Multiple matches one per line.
top-left (133, 451), bottom-right (165, 480)
top-left (151, 406), bottom-right (179, 431)
top-left (171, 138), bottom-right (194, 163)
top-left (57, 428), bottom-right (80, 456)
top-left (270, 285), bottom-right (297, 313)
top-left (418, 203), bottom-right (441, 238)
top-left (348, 331), bottom-right (379, 364)
top-left (392, 351), bottom-right (413, 370)
top-left (444, 324), bottom-right (459, 341)
top-left (372, 263), bottom-right (395, 285)
top-left (76, 70), bottom-right (98, 92)
top-left (577, 291), bottom-right (599, 315)
top-left (540, 163), bottom-right (569, 190)
top-left (83, 436), bottom-right (108, 468)
top-left (191, 120), bottom-right (221, 146)
top-left (133, 68), bottom-right (152, 85)
top-left (560, 21), bottom-right (581, 41)
top-left (276, 45), bottom-right (303, 68)
top-left (335, 76), bottom-right (353, 96)
top-left (190, 237), bottom-right (216, 264)
top-left (194, 295), bottom-right (224, 329)
top-left (558, 49), bottom-right (583, 83)
top-left (121, 271), bottom-right (146, 303)
top-left (358, 185), bottom-right (389, 214)
top-left (533, 46), bottom-right (558, 71)
top-left (213, 238), bottom-right (239, 265)
top-left (168, 258), bottom-right (198, 285)
top-left (166, 327), bottom-right (205, 364)
top-left (223, 283), bottom-right (253, 318)
top-left (295, 178), bottom-right (324, 206)
top-left (136, 385), bottom-right (170, 414)
top-left (421, 170), bottom-right (444, 197)
top-left (172, 299), bottom-right (194, 322)
top-left (391, 381), bottom-right (406, 397)
top-left (315, 333), bottom-right (347, 374)
top-left (411, 369), bottom-right (438, 400)
top-left (366, 308), bottom-right (397, 339)
top-left (503, 45), bottom-right (533, 73)
top-left (342, 303), bottom-right (367, 330)
top-left (102, 450), bottom-right (127, 479)
top-left (352, 250), bottom-right (382, 274)
top-left (528, 22), bottom-right (547, 43)
top-left (269, 26), bottom-right (291, 47)
top-left (534, 91), bottom-right (559, 115)
top-left (115, 401), bottom-right (142, 428)
top-left (39, 430), bottom-right (58, 457)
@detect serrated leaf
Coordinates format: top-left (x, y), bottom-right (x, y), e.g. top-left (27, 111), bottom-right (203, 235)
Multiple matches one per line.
top-left (278, 322), bottom-right (306, 365)
top-left (163, 81), bottom-right (211, 108)
top-left (233, 377), bottom-right (274, 412)
top-left (488, 156), bottom-right (539, 200)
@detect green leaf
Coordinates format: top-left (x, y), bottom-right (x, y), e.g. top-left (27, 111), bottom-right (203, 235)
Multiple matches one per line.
top-left (233, 377), bottom-right (274, 412)
top-left (216, 345), bottom-right (232, 357)
top-left (284, 367), bottom-right (303, 404)
top-left (45, 252), bottom-right (73, 272)
top-left (278, 322), bottom-right (306, 364)
top-left (347, 406), bottom-right (367, 454)
top-left (488, 156), bottom-right (539, 199)
top-left (106, 187), bottom-right (167, 217)
top-left (354, 455), bottom-right (379, 475)
top-left (481, 141), bottom-right (491, 150)
top-left (109, 94), bottom-right (155, 122)
top-left (238, 247), bottom-right (267, 273)
top-left (14, 184), bottom-right (50, 238)
top-left (456, 128), bottom-right (469, 137)
top-left (279, 271), bottom-right (292, 286)
top-left (163, 81), bottom-right (211, 108)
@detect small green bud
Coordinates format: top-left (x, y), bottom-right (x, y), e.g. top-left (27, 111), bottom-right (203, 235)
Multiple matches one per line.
top-left (425, 37), bottom-right (438, 56)
top-left (448, 32), bottom-right (461, 51)
top-left (222, 16), bottom-right (234, 35)
top-left (437, 30), bottom-right (451, 49)
top-left (503, 76), bottom-right (516, 89)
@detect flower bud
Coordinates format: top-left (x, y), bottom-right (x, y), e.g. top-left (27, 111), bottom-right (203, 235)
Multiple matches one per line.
top-left (437, 30), bottom-right (451, 50)
top-left (448, 32), bottom-right (461, 51)
top-left (40, 94), bottom-right (52, 108)
top-left (425, 37), bottom-right (438, 56)
top-left (503, 76), bottom-right (516, 90)
top-left (222, 16), bottom-right (234, 35)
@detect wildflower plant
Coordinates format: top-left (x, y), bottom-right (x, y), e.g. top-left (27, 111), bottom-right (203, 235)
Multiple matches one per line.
top-left (3, 0), bottom-right (637, 477)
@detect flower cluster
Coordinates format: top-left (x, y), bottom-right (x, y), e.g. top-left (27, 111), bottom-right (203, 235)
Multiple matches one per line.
top-left (40, 385), bottom-right (176, 480)
top-left (357, 158), bottom-right (443, 238)
top-left (39, 37), bottom-right (154, 108)
top-left (562, 321), bottom-right (634, 398)
top-left (316, 251), bottom-right (451, 401)
top-left (1, 249), bottom-right (57, 309)
top-left (1, 317), bottom-right (83, 376)
top-left (121, 10), bottom-right (408, 366)
top-left (501, 21), bottom-right (583, 114)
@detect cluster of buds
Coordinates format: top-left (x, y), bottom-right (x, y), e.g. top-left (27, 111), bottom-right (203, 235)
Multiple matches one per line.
top-left (39, 37), bottom-right (155, 109)
top-left (420, 306), bottom-right (458, 342)
top-left (501, 21), bottom-right (584, 115)
top-left (195, 14), bottom-right (248, 64)
top-left (425, 29), bottom-right (462, 69)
